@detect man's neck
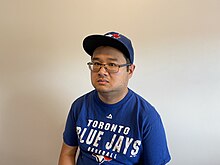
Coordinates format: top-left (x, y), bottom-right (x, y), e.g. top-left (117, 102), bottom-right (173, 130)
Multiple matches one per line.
top-left (98, 88), bottom-right (129, 104)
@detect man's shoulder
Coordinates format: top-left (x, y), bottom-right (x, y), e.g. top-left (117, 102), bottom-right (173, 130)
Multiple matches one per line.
top-left (130, 89), bottom-right (155, 109)
top-left (129, 89), bottom-right (160, 119)
top-left (68, 90), bottom-right (94, 109)
top-left (68, 90), bottom-right (96, 115)
top-left (73, 90), bottom-right (95, 104)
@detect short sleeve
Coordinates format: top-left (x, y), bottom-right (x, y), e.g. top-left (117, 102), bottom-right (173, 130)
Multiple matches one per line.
top-left (142, 117), bottom-right (171, 165)
top-left (63, 106), bottom-right (79, 147)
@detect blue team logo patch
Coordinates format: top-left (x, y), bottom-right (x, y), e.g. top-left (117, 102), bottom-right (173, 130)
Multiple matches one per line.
top-left (92, 153), bottom-right (112, 164)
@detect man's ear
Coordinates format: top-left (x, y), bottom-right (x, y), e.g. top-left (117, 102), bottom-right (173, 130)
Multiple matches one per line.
top-left (128, 64), bottom-right (135, 76)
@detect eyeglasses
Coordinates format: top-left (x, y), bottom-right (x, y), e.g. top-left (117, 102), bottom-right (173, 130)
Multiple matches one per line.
top-left (87, 62), bottom-right (131, 73)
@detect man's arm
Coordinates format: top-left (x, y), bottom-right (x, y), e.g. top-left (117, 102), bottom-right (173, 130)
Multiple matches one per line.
top-left (58, 142), bottom-right (78, 165)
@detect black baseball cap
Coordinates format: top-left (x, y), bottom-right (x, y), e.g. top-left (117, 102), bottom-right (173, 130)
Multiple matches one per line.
top-left (83, 32), bottom-right (134, 64)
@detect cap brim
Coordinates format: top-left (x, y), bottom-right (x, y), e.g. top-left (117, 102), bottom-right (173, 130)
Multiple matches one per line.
top-left (83, 35), bottom-right (130, 59)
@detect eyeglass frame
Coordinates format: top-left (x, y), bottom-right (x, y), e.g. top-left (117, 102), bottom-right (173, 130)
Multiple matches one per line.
top-left (87, 62), bottom-right (131, 73)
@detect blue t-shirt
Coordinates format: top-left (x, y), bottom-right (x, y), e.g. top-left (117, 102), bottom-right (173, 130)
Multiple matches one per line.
top-left (63, 89), bottom-right (171, 165)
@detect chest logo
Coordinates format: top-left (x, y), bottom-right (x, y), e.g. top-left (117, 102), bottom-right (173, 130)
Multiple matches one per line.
top-left (106, 114), bottom-right (112, 119)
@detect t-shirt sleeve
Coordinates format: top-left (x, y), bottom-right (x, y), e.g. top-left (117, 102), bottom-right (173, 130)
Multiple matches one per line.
top-left (63, 106), bottom-right (79, 147)
top-left (142, 116), bottom-right (171, 165)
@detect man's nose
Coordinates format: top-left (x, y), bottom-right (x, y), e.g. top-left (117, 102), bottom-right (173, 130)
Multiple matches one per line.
top-left (98, 65), bottom-right (108, 75)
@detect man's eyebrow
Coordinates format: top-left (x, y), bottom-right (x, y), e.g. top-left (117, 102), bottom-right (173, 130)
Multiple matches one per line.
top-left (107, 58), bottom-right (118, 61)
top-left (91, 57), bottom-right (100, 61)
top-left (92, 57), bottom-right (118, 61)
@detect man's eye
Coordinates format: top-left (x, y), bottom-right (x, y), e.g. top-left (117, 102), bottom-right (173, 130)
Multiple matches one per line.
top-left (93, 62), bottom-right (101, 66)
top-left (108, 63), bottom-right (117, 67)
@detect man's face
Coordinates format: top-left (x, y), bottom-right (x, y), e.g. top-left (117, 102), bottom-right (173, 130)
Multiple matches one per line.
top-left (90, 46), bottom-right (135, 95)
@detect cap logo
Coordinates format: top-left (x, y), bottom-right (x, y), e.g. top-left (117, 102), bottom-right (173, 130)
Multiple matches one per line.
top-left (105, 33), bottom-right (120, 39)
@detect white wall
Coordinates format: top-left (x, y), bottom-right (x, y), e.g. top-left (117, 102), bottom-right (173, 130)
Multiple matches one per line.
top-left (0, 0), bottom-right (220, 164)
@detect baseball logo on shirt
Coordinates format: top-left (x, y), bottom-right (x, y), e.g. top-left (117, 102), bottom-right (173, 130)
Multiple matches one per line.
top-left (92, 153), bottom-right (112, 164)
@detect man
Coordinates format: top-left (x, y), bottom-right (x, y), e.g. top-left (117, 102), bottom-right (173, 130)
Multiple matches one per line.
top-left (58, 32), bottom-right (171, 165)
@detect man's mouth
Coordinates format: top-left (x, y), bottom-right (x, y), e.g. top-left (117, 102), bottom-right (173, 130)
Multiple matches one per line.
top-left (97, 79), bottom-right (109, 84)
